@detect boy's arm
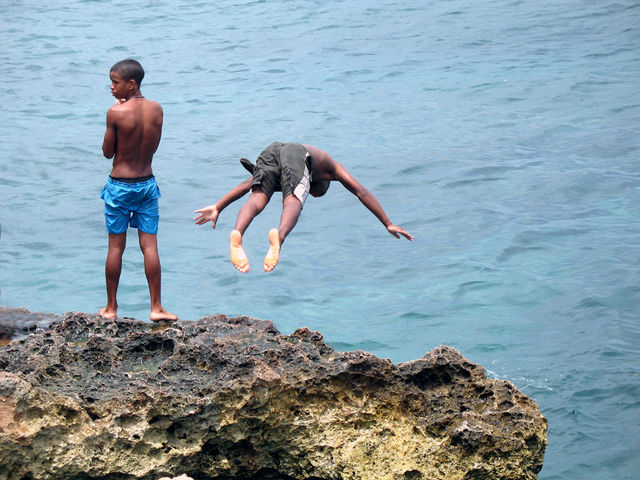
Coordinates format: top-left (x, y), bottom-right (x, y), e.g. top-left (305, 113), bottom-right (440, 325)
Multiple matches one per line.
top-left (194, 177), bottom-right (253, 228)
top-left (102, 108), bottom-right (117, 159)
top-left (333, 162), bottom-right (414, 241)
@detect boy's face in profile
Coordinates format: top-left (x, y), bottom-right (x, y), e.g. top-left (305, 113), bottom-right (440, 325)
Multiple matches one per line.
top-left (109, 71), bottom-right (133, 100)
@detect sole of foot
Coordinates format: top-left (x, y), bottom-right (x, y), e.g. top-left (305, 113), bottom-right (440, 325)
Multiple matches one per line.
top-left (230, 229), bottom-right (250, 272)
top-left (264, 228), bottom-right (280, 272)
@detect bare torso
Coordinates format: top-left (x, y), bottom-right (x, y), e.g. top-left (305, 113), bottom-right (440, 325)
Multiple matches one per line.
top-left (303, 144), bottom-right (338, 197)
top-left (103, 98), bottom-right (163, 178)
top-left (303, 144), bottom-right (335, 180)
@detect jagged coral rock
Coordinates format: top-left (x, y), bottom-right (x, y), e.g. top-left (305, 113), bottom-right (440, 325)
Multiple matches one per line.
top-left (0, 308), bottom-right (547, 479)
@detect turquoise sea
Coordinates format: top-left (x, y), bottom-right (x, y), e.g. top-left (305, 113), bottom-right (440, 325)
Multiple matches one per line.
top-left (1, 1), bottom-right (639, 478)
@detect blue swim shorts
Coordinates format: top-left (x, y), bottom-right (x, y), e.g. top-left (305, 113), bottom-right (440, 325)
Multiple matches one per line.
top-left (100, 176), bottom-right (161, 234)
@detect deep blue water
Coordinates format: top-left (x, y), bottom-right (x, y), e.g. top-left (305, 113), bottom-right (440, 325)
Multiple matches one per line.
top-left (1, 1), bottom-right (639, 478)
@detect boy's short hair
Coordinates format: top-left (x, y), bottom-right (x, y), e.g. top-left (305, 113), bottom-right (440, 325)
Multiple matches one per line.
top-left (110, 59), bottom-right (145, 86)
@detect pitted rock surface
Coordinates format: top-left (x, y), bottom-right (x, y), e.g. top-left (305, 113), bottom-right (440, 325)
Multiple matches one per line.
top-left (0, 308), bottom-right (547, 480)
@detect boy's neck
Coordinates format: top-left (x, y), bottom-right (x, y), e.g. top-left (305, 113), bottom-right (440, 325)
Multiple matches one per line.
top-left (125, 90), bottom-right (144, 101)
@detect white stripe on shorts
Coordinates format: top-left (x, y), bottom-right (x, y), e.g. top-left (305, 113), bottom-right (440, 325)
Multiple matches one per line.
top-left (293, 164), bottom-right (311, 207)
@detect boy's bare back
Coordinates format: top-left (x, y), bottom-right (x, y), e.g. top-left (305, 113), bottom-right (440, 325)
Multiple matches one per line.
top-left (103, 97), bottom-right (163, 178)
top-left (100, 59), bottom-right (176, 322)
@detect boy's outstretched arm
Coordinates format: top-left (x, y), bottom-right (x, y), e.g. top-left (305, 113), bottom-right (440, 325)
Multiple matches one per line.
top-left (194, 177), bottom-right (252, 228)
top-left (333, 162), bottom-right (414, 241)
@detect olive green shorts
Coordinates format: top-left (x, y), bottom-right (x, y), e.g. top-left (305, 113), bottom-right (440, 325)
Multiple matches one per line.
top-left (251, 142), bottom-right (313, 206)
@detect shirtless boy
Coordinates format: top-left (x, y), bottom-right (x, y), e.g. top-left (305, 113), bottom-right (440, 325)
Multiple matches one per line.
top-left (99, 59), bottom-right (177, 321)
top-left (194, 142), bottom-right (413, 272)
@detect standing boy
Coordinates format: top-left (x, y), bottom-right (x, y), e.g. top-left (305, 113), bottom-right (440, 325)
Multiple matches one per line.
top-left (99, 59), bottom-right (177, 321)
top-left (194, 142), bottom-right (413, 272)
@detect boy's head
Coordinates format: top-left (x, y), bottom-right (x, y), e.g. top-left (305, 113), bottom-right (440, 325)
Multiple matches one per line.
top-left (110, 59), bottom-right (145, 87)
top-left (310, 179), bottom-right (330, 197)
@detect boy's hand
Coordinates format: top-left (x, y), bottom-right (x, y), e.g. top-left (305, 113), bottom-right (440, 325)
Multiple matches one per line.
top-left (194, 205), bottom-right (220, 229)
top-left (387, 224), bottom-right (414, 241)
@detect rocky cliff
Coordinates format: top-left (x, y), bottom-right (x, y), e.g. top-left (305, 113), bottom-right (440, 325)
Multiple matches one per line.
top-left (0, 307), bottom-right (547, 480)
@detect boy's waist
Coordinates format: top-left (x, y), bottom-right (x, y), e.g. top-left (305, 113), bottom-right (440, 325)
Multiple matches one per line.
top-left (109, 174), bottom-right (154, 184)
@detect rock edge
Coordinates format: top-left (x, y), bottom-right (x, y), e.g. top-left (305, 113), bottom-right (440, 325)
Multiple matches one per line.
top-left (0, 308), bottom-right (547, 480)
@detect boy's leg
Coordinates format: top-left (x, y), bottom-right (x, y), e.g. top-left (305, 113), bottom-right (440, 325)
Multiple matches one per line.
top-left (138, 231), bottom-right (177, 321)
top-left (234, 189), bottom-right (270, 234)
top-left (264, 194), bottom-right (302, 272)
top-left (230, 190), bottom-right (270, 272)
top-left (100, 232), bottom-right (126, 319)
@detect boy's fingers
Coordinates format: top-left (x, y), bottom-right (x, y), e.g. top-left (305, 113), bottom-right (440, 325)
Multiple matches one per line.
top-left (402, 231), bottom-right (414, 241)
top-left (388, 225), bottom-right (414, 241)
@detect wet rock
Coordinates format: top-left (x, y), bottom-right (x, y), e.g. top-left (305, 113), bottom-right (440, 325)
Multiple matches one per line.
top-left (0, 309), bottom-right (547, 480)
top-left (0, 306), bottom-right (57, 344)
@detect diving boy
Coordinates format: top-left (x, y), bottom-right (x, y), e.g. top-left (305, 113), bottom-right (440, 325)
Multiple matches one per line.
top-left (99, 59), bottom-right (177, 321)
top-left (194, 142), bottom-right (413, 272)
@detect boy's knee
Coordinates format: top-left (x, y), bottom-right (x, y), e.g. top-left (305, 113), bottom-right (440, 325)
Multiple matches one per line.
top-left (248, 192), bottom-right (270, 214)
top-left (138, 230), bottom-right (158, 247)
top-left (283, 194), bottom-right (302, 210)
top-left (108, 233), bottom-right (127, 250)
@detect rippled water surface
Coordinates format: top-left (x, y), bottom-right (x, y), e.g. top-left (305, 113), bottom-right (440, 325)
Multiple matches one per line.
top-left (1, 1), bottom-right (639, 478)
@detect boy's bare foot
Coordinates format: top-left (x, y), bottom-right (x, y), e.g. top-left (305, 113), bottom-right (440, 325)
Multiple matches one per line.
top-left (150, 309), bottom-right (178, 322)
top-left (264, 228), bottom-right (281, 272)
top-left (99, 307), bottom-right (117, 320)
top-left (230, 229), bottom-right (250, 272)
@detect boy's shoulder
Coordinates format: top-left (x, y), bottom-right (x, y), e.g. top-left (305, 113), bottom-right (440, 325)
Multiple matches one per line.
top-left (142, 97), bottom-right (162, 106)
top-left (141, 98), bottom-right (163, 115)
top-left (108, 98), bottom-right (162, 115)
